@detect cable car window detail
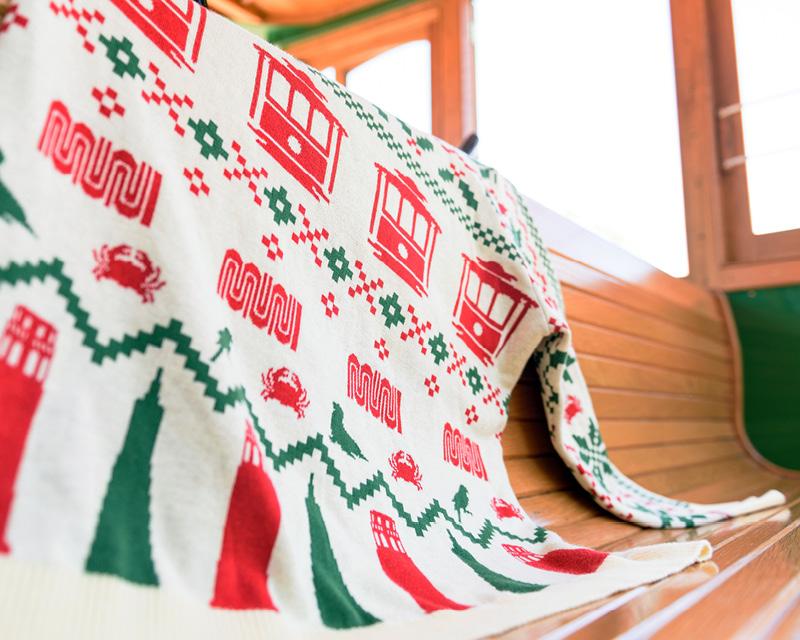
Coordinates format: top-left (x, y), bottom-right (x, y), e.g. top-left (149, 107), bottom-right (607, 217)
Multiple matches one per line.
top-left (290, 92), bottom-right (311, 132)
top-left (268, 69), bottom-right (292, 111)
top-left (309, 110), bottom-right (331, 148)
top-left (369, 164), bottom-right (442, 297)
top-left (250, 47), bottom-right (347, 202)
top-left (453, 255), bottom-right (535, 365)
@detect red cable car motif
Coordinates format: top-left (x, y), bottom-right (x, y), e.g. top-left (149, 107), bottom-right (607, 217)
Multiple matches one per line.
top-left (0, 305), bottom-right (57, 554)
top-left (211, 421), bottom-right (281, 610)
top-left (109, 0), bottom-right (206, 72)
top-left (369, 164), bottom-right (441, 296)
top-left (452, 255), bottom-right (535, 365)
top-left (249, 45), bottom-right (347, 202)
top-left (370, 510), bottom-right (468, 613)
top-left (502, 544), bottom-right (608, 575)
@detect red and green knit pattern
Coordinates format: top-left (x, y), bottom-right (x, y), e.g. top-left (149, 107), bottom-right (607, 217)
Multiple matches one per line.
top-left (0, 0), bottom-right (783, 635)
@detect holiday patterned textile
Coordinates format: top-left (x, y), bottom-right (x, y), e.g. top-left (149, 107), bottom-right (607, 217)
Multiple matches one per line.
top-left (0, 1), bottom-right (785, 638)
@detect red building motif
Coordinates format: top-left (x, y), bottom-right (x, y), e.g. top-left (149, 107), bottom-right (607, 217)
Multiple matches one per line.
top-left (452, 255), bottom-right (535, 365)
top-left (0, 306), bottom-right (57, 553)
top-left (37, 100), bottom-right (162, 227)
top-left (370, 511), bottom-right (468, 612)
top-left (109, 0), bottom-right (206, 71)
top-left (211, 421), bottom-right (281, 610)
top-left (346, 353), bottom-right (402, 433)
top-left (502, 544), bottom-right (608, 575)
top-left (442, 422), bottom-right (488, 482)
top-left (249, 45), bottom-right (347, 202)
top-left (217, 248), bottom-right (302, 351)
top-left (368, 164), bottom-right (441, 296)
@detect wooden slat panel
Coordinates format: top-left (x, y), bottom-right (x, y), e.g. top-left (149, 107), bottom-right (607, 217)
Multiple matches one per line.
top-left (579, 355), bottom-right (732, 399)
top-left (610, 441), bottom-right (742, 476)
top-left (570, 322), bottom-right (733, 379)
top-left (632, 455), bottom-right (759, 496)
top-left (563, 285), bottom-right (731, 359)
top-left (506, 456), bottom-right (574, 498)
top-left (544, 495), bottom-right (800, 640)
top-left (527, 200), bottom-right (723, 320)
top-left (589, 389), bottom-right (733, 419)
top-left (551, 253), bottom-right (725, 339)
top-left (651, 518), bottom-right (800, 638)
top-left (600, 419), bottom-right (735, 448)
top-left (509, 385), bottom-right (733, 420)
top-left (518, 489), bottom-right (601, 528)
top-left (501, 419), bottom-right (551, 458)
top-left (501, 418), bottom-right (736, 459)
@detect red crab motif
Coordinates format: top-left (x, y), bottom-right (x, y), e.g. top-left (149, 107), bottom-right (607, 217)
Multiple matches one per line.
top-left (261, 367), bottom-right (309, 418)
top-left (490, 497), bottom-right (523, 520)
top-left (564, 394), bottom-right (583, 425)
top-left (92, 244), bottom-right (165, 303)
top-left (388, 450), bottom-right (422, 490)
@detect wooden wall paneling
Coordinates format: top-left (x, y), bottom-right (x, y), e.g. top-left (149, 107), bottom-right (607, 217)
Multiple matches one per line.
top-left (561, 286), bottom-right (731, 359)
top-left (550, 254), bottom-right (725, 339)
top-left (525, 200), bottom-right (722, 318)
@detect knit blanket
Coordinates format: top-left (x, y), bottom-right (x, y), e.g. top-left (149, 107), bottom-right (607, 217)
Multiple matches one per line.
top-left (0, 2), bottom-right (785, 638)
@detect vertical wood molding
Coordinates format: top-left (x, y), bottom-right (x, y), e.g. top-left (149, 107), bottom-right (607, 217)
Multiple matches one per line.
top-left (670, 0), bottom-right (727, 287)
top-left (429, 0), bottom-right (475, 146)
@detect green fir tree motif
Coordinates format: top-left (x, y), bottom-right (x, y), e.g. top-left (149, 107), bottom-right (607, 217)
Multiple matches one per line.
top-left (447, 531), bottom-right (546, 594)
top-left (452, 485), bottom-right (471, 523)
top-left (210, 327), bottom-right (232, 362)
top-left (329, 402), bottom-right (366, 461)
top-left (306, 477), bottom-right (379, 629)
top-left (0, 149), bottom-right (33, 235)
top-left (85, 369), bottom-right (164, 585)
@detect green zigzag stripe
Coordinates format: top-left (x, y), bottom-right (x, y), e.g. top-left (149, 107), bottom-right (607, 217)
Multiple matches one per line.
top-left (0, 257), bottom-right (548, 549)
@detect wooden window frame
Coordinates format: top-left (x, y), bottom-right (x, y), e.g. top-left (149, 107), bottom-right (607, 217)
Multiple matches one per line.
top-left (277, 0), bottom-right (476, 147)
top-left (672, 0), bottom-right (800, 290)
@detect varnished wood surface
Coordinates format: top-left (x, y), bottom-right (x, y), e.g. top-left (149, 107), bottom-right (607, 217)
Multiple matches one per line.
top-left (500, 202), bottom-right (799, 638)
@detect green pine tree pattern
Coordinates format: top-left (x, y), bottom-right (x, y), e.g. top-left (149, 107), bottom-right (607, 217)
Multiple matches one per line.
top-left (85, 368), bottom-right (164, 585)
top-left (0, 149), bottom-right (33, 235)
top-left (306, 477), bottom-right (379, 629)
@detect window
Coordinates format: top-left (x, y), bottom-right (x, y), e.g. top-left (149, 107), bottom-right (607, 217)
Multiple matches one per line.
top-left (346, 41), bottom-right (432, 134)
top-left (473, 0), bottom-right (688, 277)
top-left (731, 0), bottom-right (800, 235)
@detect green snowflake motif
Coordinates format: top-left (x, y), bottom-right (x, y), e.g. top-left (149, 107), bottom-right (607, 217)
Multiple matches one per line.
top-left (465, 367), bottom-right (483, 394)
top-left (323, 246), bottom-right (353, 282)
top-left (99, 35), bottom-right (145, 80)
top-left (573, 419), bottom-right (613, 494)
top-left (458, 179), bottom-right (478, 210)
top-left (428, 333), bottom-right (449, 365)
top-left (438, 168), bottom-right (455, 183)
top-left (416, 136), bottom-right (434, 152)
top-left (187, 118), bottom-right (229, 160)
top-left (265, 186), bottom-right (295, 225)
top-left (378, 292), bottom-right (405, 329)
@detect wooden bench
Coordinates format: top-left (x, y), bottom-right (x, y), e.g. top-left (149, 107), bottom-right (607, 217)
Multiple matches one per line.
top-left (497, 201), bottom-right (800, 638)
